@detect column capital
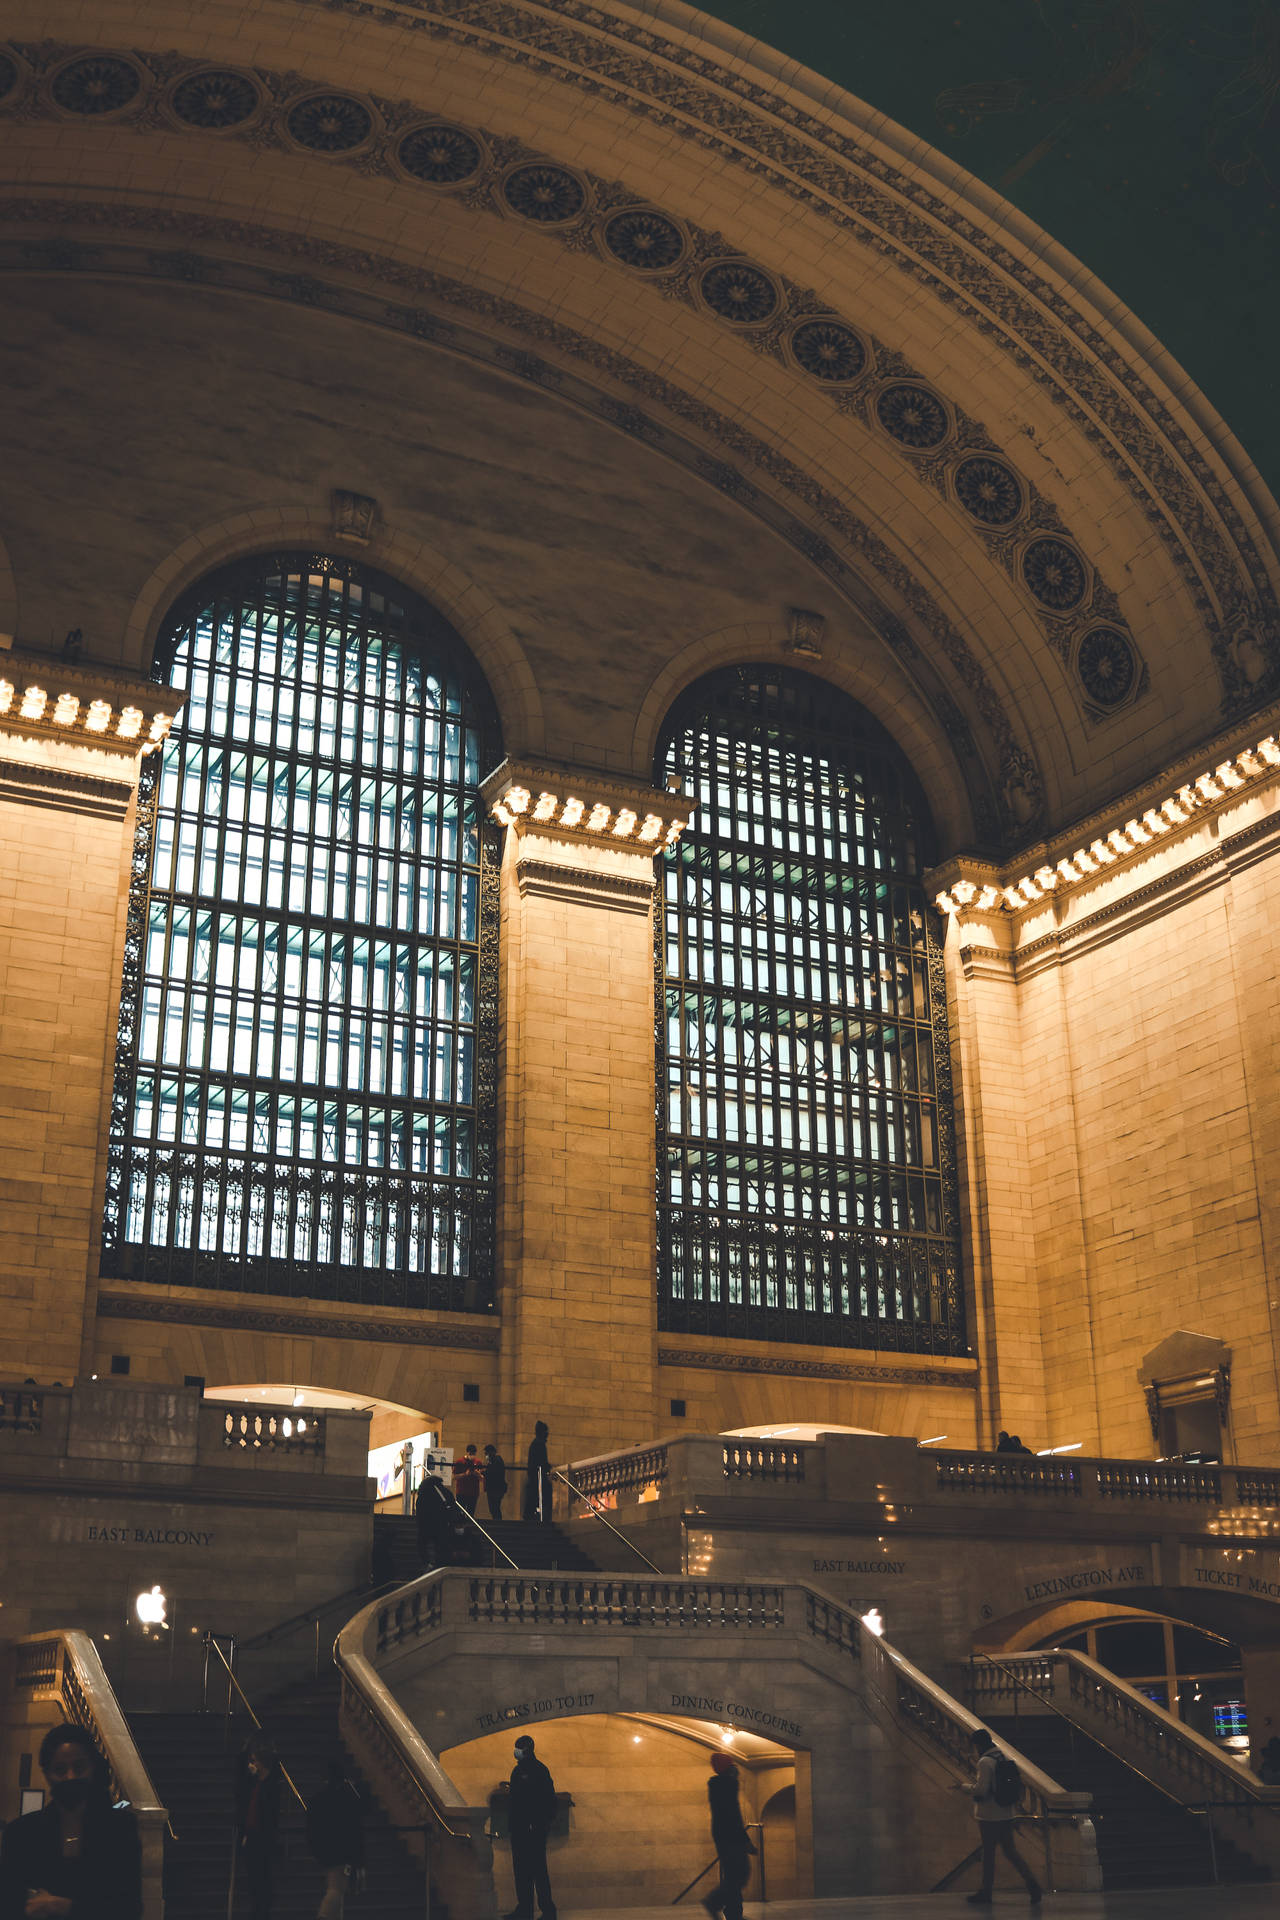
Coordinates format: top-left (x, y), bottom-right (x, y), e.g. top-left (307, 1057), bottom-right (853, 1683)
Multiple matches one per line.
top-left (480, 756), bottom-right (695, 850)
top-left (481, 757), bottom-right (695, 913)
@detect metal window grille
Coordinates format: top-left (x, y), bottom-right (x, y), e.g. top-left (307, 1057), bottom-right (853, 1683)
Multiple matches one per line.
top-left (101, 553), bottom-right (501, 1311)
top-left (655, 665), bottom-right (965, 1353)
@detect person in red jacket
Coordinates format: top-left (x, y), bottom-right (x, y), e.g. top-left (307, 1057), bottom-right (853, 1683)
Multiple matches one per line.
top-left (451, 1443), bottom-right (482, 1516)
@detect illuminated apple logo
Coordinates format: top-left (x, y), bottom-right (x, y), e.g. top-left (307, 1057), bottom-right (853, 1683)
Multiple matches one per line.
top-left (135, 1586), bottom-right (168, 1629)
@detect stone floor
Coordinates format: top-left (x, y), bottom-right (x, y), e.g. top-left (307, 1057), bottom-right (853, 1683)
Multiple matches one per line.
top-left (564, 1892), bottom-right (1274, 1918)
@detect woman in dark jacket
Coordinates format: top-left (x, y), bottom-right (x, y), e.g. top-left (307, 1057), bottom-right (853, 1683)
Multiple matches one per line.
top-left (0, 1722), bottom-right (141, 1920)
top-left (235, 1739), bottom-right (283, 1920)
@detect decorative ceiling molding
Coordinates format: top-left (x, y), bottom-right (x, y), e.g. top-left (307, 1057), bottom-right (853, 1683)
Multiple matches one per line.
top-left (0, 210), bottom-right (1035, 842)
top-left (0, 39), bottom-right (1151, 734)
top-left (210, 0), bottom-right (1277, 701)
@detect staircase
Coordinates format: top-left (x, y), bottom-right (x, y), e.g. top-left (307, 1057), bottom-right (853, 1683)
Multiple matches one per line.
top-left (132, 1674), bottom-right (431, 1917)
top-left (374, 1510), bottom-right (601, 1580)
top-left (983, 1713), bottom-right (1269, 1888)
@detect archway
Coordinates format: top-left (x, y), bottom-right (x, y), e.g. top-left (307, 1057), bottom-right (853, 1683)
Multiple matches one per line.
top-left (204, 1382), bottom-right (440, 1510)
top-left (440, 1711), bottom-right (800, 1911)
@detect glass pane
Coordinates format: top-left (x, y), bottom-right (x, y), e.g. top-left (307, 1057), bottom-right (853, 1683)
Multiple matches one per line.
top-left (654, 664), bottom-right (964, 1354)
top-left (102, 554), bottom-right (500, 1312)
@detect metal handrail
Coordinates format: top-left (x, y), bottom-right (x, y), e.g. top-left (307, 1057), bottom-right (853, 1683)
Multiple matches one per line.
top-left (551, 1466), bottom-right (664, 1574)
top-left (236, 1578), bottom-right (392, 1652)
top-left (454, 1502), bottom-right (518, 1570)
top-left (970, 1654), bottom-right (1225, 1818)
top-left (202, 1634), bottom-right (307, 1811)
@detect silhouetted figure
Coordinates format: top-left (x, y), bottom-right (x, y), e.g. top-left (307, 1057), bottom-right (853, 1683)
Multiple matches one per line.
top-left (415, 1471), bottom-right (453, 1566)
top-left (236, 1738), bottom-right (283, 1920)
top-left (503, 1735), bottom-right (557, 1920)
top-left (306, 1759), bottom-right (364, 1919)
top-left (702, 1752), bottom-right (754, 1920)
top-left (62, 627), bottom-right (83, 661)
top-left (523, 1421), bottom-right (552, 1524)
top-left (0, 1721), bottom-right (141, 1920)
top-left (965, 1728), bottom-right (1040, 1907)
top-left (1009, 1436), bottom-right (1035, 1455)
top-left (484, 1443), bottom-right (508, 1522)
top-left (995, 1431), bottom-right (1016, 1453)
top-left (452, 1442), bottom-right (482, 1515)
top-left (1257, 1736), bottom-right (1280, 1784)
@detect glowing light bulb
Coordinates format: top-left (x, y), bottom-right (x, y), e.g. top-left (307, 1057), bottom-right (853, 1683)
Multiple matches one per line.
top-left (585, 803), bottom-right (610, 832)
top-left (85, 701), bottom-right (111, 732)
top-left (561, 797), bottom-right (584, 827)
top-left (53, 693), bottom-right (79, 726)
top-left (20, 686), bottom-right (46, 721)
top-left (117, 706), bottom-right (144, 739)
top-left (613, 808), bottom-right (637, 837)
top-left (532, 792), bottom-right (558, 822)
top-left (506, 786), bottom-right (530, 815)
top-left (639, 814), bottom-right (663, 842)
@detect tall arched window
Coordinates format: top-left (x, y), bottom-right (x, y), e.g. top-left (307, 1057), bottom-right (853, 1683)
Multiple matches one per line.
top-left (656, 665), bottom-right (964, 1352)
top-left (102, 553), bottom-right (501, 1312)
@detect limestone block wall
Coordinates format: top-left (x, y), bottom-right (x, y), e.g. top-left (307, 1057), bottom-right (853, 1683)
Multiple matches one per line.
top-left (0, 776), bottom-right (132, 1381)
top-left (945, 766), bottom-right (1280, 1460)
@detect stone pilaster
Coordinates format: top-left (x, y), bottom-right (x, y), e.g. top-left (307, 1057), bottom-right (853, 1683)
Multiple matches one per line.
top-left (0, 649), bottom-right (182, 1380)
top-left (481, 759), bottom-right (693, 1465)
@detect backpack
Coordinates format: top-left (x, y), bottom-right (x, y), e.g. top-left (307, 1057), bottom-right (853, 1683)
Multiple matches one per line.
top-left (992, 1755), bottom-right (1022, 1808)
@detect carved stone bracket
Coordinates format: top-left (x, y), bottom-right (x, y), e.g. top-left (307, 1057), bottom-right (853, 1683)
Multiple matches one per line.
top-left (481, 755), bottom-right (695, 912)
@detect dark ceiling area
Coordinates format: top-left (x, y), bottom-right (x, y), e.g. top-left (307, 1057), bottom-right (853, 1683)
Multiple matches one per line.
top-left (700, 0), bottom-right (1280, 500)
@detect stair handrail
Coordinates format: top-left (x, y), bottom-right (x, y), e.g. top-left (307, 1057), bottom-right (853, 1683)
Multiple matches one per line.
top-left (234, 1577), bottom-right (397, 1653)
top-left (16, 1630), bottom-right (171, 1920)
top-left (551, 1465), bottom-right (665, 1573)
top-left (334, 1570), bottom-right (481, 1842)
top-left (453, 1502), bottom-right (519, 1570)
top-left (969, 1652), bottom-right (1264, 1817)
top-left (201, 1633), bottom-right (307, 1810)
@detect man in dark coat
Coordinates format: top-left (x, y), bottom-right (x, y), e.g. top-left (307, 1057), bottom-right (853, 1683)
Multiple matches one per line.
top-left (503, 1735), bottom-right (557, 1920)
top-left (702, 1753), bottom-right (754, 1920)
top-left (415, 1470), bottom-right (453, 1565)
top-left (306, 1759), bottom-right (365, 1918)
top-left (484, 1443), bottom-right (508, 1522)
top-left (523, 1421), bottom-right (552, 1523)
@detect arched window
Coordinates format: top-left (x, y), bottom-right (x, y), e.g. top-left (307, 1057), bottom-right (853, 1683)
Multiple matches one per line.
top-left (102, 553), bottom-right (501, 1311)
top-left (655, 665), bottom-right (964, 1352)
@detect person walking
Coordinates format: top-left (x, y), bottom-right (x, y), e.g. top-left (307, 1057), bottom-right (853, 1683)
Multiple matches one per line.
top-left (484, 1443), bottom-right (508, 1523)
top-left (236, 1737), bottom-right (283, 1920)
top-left (0, 1721), bottom-right (142, 1920)
top-left (701, 1752), bottom-right (754, 1920)
top-left (306, 1759), bottom-right (365, 1920)
top-left (965, 1728), bottom-right (1041, 1906)
top-left (523, 1421), bottom-right (552, 1523)
top-left (503, 1735), bottom-right (557, 1920)
top-left (452, 1443), bottom-right (483, 1516)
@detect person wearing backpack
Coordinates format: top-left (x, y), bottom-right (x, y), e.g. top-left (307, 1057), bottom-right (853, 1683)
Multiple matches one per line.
top-left (965, 1728), bottom-right (1042, 1906)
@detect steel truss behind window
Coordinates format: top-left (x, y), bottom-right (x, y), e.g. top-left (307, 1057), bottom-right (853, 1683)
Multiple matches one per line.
top-left (102, 553), bottom-right (501, 1311)
top-left (656, 665), bottom-right (965, 1353)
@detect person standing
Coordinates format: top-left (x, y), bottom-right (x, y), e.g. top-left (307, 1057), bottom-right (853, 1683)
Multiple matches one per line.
top-left (236, 1738), bottom-right (283, 1920)
top-left (701, 1752), bottom-right (754, 1920)
top-left (484, 1443), bottom-right (508, 1523)
top-left (306, 1759), bottom-right (364, 1920)
top-left (523, 1421), bottom-right (552, 1523)
top-left (503, 1735), bottom-right (557, 1920)
top-left (0, 1721), bottom-right (141, 1920)
top-left (415, 1470), bottom-right (453, 1566)
top-left (965, 1728), bottom-right (1041, 1906)
top-left (452, 1443), bottom-right (482, 1516)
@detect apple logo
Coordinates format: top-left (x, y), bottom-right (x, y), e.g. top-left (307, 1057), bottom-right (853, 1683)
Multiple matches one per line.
top-left (135, 1585), bottom-right (168, 1629)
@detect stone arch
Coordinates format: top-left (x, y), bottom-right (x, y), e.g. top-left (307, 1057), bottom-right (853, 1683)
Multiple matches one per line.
top-left (121, 510), bottom-right (546, 756)
top-left (632, 622), bottom-right (977, 845)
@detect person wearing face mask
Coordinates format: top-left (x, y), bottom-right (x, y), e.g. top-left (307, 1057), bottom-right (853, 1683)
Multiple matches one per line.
top-left (503, 1735), bottom-right (558, 1920)
top-left (0, 1722), bottom-right (141, 1920)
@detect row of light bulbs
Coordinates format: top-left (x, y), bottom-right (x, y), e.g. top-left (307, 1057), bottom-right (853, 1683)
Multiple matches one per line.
top-left (937, 735), bottom-right (1280, 916)
top-left (0, 679), bottom-right (175, 748)
top-left (491, 784), bottom-right (687, 846)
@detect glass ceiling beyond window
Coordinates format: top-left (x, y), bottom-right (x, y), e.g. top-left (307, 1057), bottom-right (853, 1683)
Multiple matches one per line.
top-left (101, 554), bottom-right (500, 1311)
top-left (656, 665), bottom-right (965, 1354)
